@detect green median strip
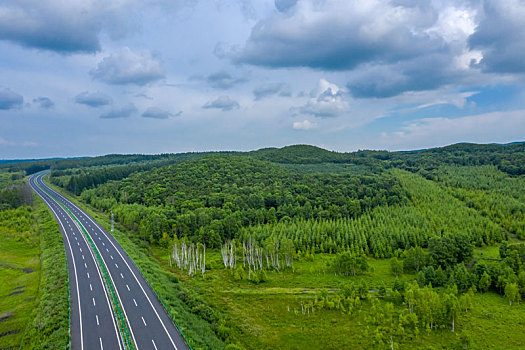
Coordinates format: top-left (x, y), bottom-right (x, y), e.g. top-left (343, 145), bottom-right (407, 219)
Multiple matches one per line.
top-left (37, 178), bottom-right (136, 350)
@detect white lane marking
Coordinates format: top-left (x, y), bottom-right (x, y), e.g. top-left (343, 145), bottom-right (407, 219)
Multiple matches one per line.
top-left (120, 273), bottom-right (124, 279)
top-left (142, 316), bottom-right (147, 326)
top-left (84, 263), bottom-right (88, 268)
top-left (75, 236), bottom-right (78, 240)
top-left (126, 284), bottom-right (130, 291)
top-left (82, 255), bottom-right (85, 260)
top-left (90, 284), bottom-right (92, 291)
top-left (92, 297), bottom-right (96, 306)
top-left (80, 248), bottom-right (82, 252)
top-left (77, 242), bottom-right (80, 246)
top-left (96, 315), bottom-right (99, 326)
top-left (102, 242), bottom-right (105, 246)
top-left (106, 249), bottom-right (109, 253)
top-left (152, 339), bottom-right (158, 350)
top-left (110, 255), bottom-right (113, 260)
top-left (100, 337), bottom-right (103, 350)
top-left (133, 299), bottom-right (137, 307)
top-left (87, 272), bottom-right (90, 279)
top-left (115, 264), bottom-right (118, 269)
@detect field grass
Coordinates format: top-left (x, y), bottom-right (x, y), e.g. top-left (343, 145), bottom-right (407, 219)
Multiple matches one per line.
top-left (20, 195), bottom-right (69, 349)
top-left (0, 207), bottom-right (41, 349)
top-left (150, 246), bottom-right (525, 350)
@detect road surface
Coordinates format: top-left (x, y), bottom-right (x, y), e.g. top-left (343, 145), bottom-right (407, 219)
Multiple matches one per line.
top-left (30, 173), bottom-right (122, 350)
top-left (31, 171), bottom-right (189, 350)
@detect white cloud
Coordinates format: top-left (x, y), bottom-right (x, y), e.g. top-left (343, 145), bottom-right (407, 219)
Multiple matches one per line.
top-left (294, 79), bottom-right (350, 118)
top-left (293, 119), bottom-right (317, 131)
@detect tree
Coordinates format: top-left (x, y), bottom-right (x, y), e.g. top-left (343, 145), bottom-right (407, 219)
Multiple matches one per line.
top-left (391, 258), bottom-right (403, 277)
top-left (334, 252), bottom-right (369, 276)
top-left (504, 282), bottom-right (521, 305)
top-left (478, 271), bottom-right (491, 293)
top-left (403, 247), bottom-right (425, 272)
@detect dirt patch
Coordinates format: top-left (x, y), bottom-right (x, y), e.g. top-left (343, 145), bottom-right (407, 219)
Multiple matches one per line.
top-left (24, 296), bottom-right (35, 301)
top-left (22, 268), bottom-right (33, 274)
top-left (0, 312), bottom-right (12, 323)
top-left (7, 290), bottom-right (24, 296)
top-left (0, 329), bottom-right (20, 338)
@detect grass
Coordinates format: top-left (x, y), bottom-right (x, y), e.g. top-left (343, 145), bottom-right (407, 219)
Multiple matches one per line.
top-left (0, 206), bottom-right (40, 349)
top-left (20, 195), bottom-right (69, 349)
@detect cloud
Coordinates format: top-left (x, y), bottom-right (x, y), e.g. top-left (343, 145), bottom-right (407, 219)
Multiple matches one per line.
top-left (202, 96), bottom-right (240, 111)
top-left (293, 119), bottom-right (317, 131)
top-left (32, 97), bottom-right (54, 109)
top-left (91, 47), bottom-right (165, 85)
top-left (275, 0), bottom-right (297, 12)
top-left (294, 79), bottom-right (350, 118)
top-left (142, 107), bottom-right (181, 119)
top-left (379, 109), bottom-right (525, 150)
top-left (237, 1), bottom-right (445, 70)
top-left (100, 103), bottom-right (137, 119)
top-left (0, 88), bottom-right (24, 110)
top-left (253, 83), bottom-right (291, 100)
top-left (75, 91), bottom-right (113, 107)
top-left (206, 71), bottom-right (246, 89)
top-left (469, 1), bottom-right (525, 74)
top-left (237, 0), bottom-right (491, 98)
top-left (0, 1), bottom-right (136, 53)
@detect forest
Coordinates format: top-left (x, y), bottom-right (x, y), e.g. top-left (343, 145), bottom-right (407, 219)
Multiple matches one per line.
top-left (2, 142), bottom-right (525, 349)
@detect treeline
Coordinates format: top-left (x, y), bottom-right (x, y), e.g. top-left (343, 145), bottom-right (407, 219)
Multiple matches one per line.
top-left (77, 155), bottom-right (409, 246)
top-left (0, 172), bottom-right (30, 210)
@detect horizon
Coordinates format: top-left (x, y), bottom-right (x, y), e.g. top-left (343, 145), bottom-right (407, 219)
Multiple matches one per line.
top-left (1, 1), bottom-right (525, 158)
top-left (1, 140), bottom-right (523, 162)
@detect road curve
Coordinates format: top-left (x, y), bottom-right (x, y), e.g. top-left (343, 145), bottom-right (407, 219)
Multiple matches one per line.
top-left (30, 173), bottom-right (123, 350)
top-left (34, 171), bottom-right (189, 350)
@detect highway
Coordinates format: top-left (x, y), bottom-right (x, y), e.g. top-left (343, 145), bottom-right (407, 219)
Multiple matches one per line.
top-left (31, 171), bottom-right (189, 350)
top-left (30, 173), bottom-right (122, 350)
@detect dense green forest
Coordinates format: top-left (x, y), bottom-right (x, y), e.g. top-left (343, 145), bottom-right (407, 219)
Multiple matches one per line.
top-left (2, 142), bottom-right (525, 349)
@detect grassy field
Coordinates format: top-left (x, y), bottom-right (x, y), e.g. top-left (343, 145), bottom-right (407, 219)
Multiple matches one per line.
top-left (0, 207), bottom-right (41, 349)
top-left (150, 247), bottom-right (525, 350)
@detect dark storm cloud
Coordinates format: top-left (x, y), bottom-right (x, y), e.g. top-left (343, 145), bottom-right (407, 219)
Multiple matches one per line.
top-left (253, 83), bottom-right (291, 100)
top-left (469, 1), bottom-right (525, 74)
top-left (202, 96), bottom-right (240, 111)
top-left (99, 103), bottom-right (137, 119)
top-left (0, 88), bottom-right (24, 110)
top-left (91, 48), bottom-right (165, 86)
top-left (33, 97), bottom-right (54, 109)
top-left (75, 92), bottom-right (113, 107)
top-left (142, 107), bottom-right (181, 119)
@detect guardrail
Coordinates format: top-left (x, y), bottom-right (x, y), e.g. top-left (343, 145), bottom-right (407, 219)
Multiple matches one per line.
top-left (36, 176), bottom-right (135, 350)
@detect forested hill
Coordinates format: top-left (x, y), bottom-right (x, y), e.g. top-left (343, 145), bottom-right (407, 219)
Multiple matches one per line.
top-left (77, 155), bottom-right (408, 245)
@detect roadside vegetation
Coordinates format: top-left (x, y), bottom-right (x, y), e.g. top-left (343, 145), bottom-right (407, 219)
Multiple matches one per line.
top-left (0, 173), bottom-right (68, 349)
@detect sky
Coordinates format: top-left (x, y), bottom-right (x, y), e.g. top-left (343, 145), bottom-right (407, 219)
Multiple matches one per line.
top-left (1, 0), bottom-right (524, 158)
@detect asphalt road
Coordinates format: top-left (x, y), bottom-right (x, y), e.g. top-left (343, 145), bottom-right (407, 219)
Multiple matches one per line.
top-left (30, 173), bottom-right (122, 350)
top-left (31, 171), bottom-right (189, 350)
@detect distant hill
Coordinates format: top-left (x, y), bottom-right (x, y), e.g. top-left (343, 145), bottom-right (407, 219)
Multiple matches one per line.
top-left (248, 144), bottom-right (349, 164)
